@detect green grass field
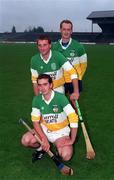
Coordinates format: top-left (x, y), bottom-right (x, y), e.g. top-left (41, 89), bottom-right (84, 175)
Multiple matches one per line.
top-left (0, 43), bottom-right (114, 180)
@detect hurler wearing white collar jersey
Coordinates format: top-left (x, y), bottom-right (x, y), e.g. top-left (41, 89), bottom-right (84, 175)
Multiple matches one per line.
top-left (21, 74), bottom-right (78, 162)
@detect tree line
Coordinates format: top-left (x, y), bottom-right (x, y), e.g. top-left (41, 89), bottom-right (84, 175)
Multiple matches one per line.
top-left (11, 25), bottom-right (44, 33)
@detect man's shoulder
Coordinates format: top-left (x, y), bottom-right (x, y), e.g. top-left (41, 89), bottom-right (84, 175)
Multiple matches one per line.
top-left (72, 39), bottom-right (81, 46)
top-left (52, 40), bottom-right (60, 46)
top-left (31, 53), bottom-right (40, 61)
top-left (33, 94), bottom-right (42, 103)
top-left (52, 40), bottom-right (61, 49)
top-left (31, 53), bottom-right (41, 66)
top-left (54, 91), bottom-right (69, 106)
top-left (71, 39), bottom-right (85, 51)
top-left (54, 91), bottom-right (67, 99)
top-left (52, 49), bottom-right (64, 57)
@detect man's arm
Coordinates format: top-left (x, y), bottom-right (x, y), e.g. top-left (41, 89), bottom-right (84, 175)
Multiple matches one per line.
top-left (64, 100), bottom-right (78, 145)
top-left (31, 99), bottom-right (50, 152)
top-left (80, 53), bottom-right (87, 79)
top-left (32, 83), bottom-right (39, 96)
top-left (70, 127), bottom-right (78, 144)
top-left (78, 44), bottom-right (87, 80)
top-left (61, 127), bottom-right (78, 146)
top-left (54, 95), bottom-right (78, 147)
top-left (33, 121), bottom-right (50, 152)
top-left (56, 127), bottom-right (78, 147)
top-left (71, 78), bottom-right (79, 100)
top-left (62, 61), bottom-right (79, 99)
top-left (31, 68), bottom-right (39, 96)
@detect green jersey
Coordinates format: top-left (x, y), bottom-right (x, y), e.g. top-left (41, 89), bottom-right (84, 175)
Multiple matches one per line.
top-left (31, 91), bottom-right (78, 131)
top-left (31, 50), bottom-right (77, 90)
top-left (52, 38), bottom-right (87, 81)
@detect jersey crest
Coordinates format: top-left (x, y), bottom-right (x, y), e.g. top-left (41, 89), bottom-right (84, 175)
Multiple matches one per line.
top-left (52, 105), bottom-right (58, 113)
top-left (70, 50), bottom-right (76, 57)
top-left (51, 63), bottom-right (56, 70)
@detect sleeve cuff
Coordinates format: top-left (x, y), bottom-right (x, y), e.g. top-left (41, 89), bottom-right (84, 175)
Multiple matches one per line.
top-left (70, 123), bottom-right (78, 128)
top-left (32, 80), bottom-right (37, 84)
top-left (71, 74), bottom-right (78, 80)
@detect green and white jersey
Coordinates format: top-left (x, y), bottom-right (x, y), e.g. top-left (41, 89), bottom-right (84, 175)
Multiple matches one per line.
top-left (31, 50), bottom-right (77, 90)
top-left (31, 91), bottom-right (78, 131)
top-left (52, 38), bottom-right (87, 81)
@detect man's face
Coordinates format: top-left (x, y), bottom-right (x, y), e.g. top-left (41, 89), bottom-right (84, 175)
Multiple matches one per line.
top-left (38, 78), bottom-right (52, 95)
top-left (60, 23), bottom-right (72, 40)
top-left (37, 40), bottom-right (51, 56)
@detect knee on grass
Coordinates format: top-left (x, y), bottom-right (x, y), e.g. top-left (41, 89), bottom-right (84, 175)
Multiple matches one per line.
top-left (60, 151), bottom-right (72, 161)
top-left (21, 135), bottom-right (32, 147)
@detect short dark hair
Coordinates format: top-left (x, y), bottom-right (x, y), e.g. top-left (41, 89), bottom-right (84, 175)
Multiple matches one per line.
top-left (60, 19), bottom-right (73, 29)
top-left (36, 34), bottom-right (51, 45)
top-left (38, 74), bottom-right (52, 84)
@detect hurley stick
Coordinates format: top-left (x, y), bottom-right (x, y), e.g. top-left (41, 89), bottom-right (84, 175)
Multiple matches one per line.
top-left (75, 101), bottom-right (95, 159)
top-left (19, 118), bottom-right (73, 175)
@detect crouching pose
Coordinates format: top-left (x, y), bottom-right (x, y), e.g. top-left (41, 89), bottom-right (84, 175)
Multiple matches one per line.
top-left (21, 74), bottom-right (78, 162)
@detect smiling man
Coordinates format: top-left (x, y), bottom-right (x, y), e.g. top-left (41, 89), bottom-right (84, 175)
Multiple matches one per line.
top-left (30, 35), bottom-right (79, 101)
top-left (21, 74), bottom-right (78, 162)
top-left (53, 20), bottom-right (87, 96)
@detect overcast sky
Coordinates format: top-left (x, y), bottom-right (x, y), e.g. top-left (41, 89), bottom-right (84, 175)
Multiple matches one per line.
top-left (0, 0), bottom-right (114, 33)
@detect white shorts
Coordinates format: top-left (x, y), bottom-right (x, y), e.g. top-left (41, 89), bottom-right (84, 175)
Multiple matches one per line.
top-left (41, 124), bottom-right (70, 143)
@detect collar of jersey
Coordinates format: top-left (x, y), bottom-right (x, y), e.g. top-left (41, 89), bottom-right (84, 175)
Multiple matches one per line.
top-left (60, 38), bottom-right (72, 50)
top-left (42, 90), bottom-right (55, 104)
top-left (40, 50), bottom-right (52, 64)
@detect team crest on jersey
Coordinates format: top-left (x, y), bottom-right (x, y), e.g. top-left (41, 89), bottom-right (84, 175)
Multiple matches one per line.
top-left (51, 63), bottom-right (56, 70)
top-left (52, 105), bottom-right (58, 112)
top-left (70, 50), bottom-right (75, 57)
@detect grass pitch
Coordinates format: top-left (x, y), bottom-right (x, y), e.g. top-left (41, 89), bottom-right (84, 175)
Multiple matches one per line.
top-left (0, 43), bottom-right (114, 180)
